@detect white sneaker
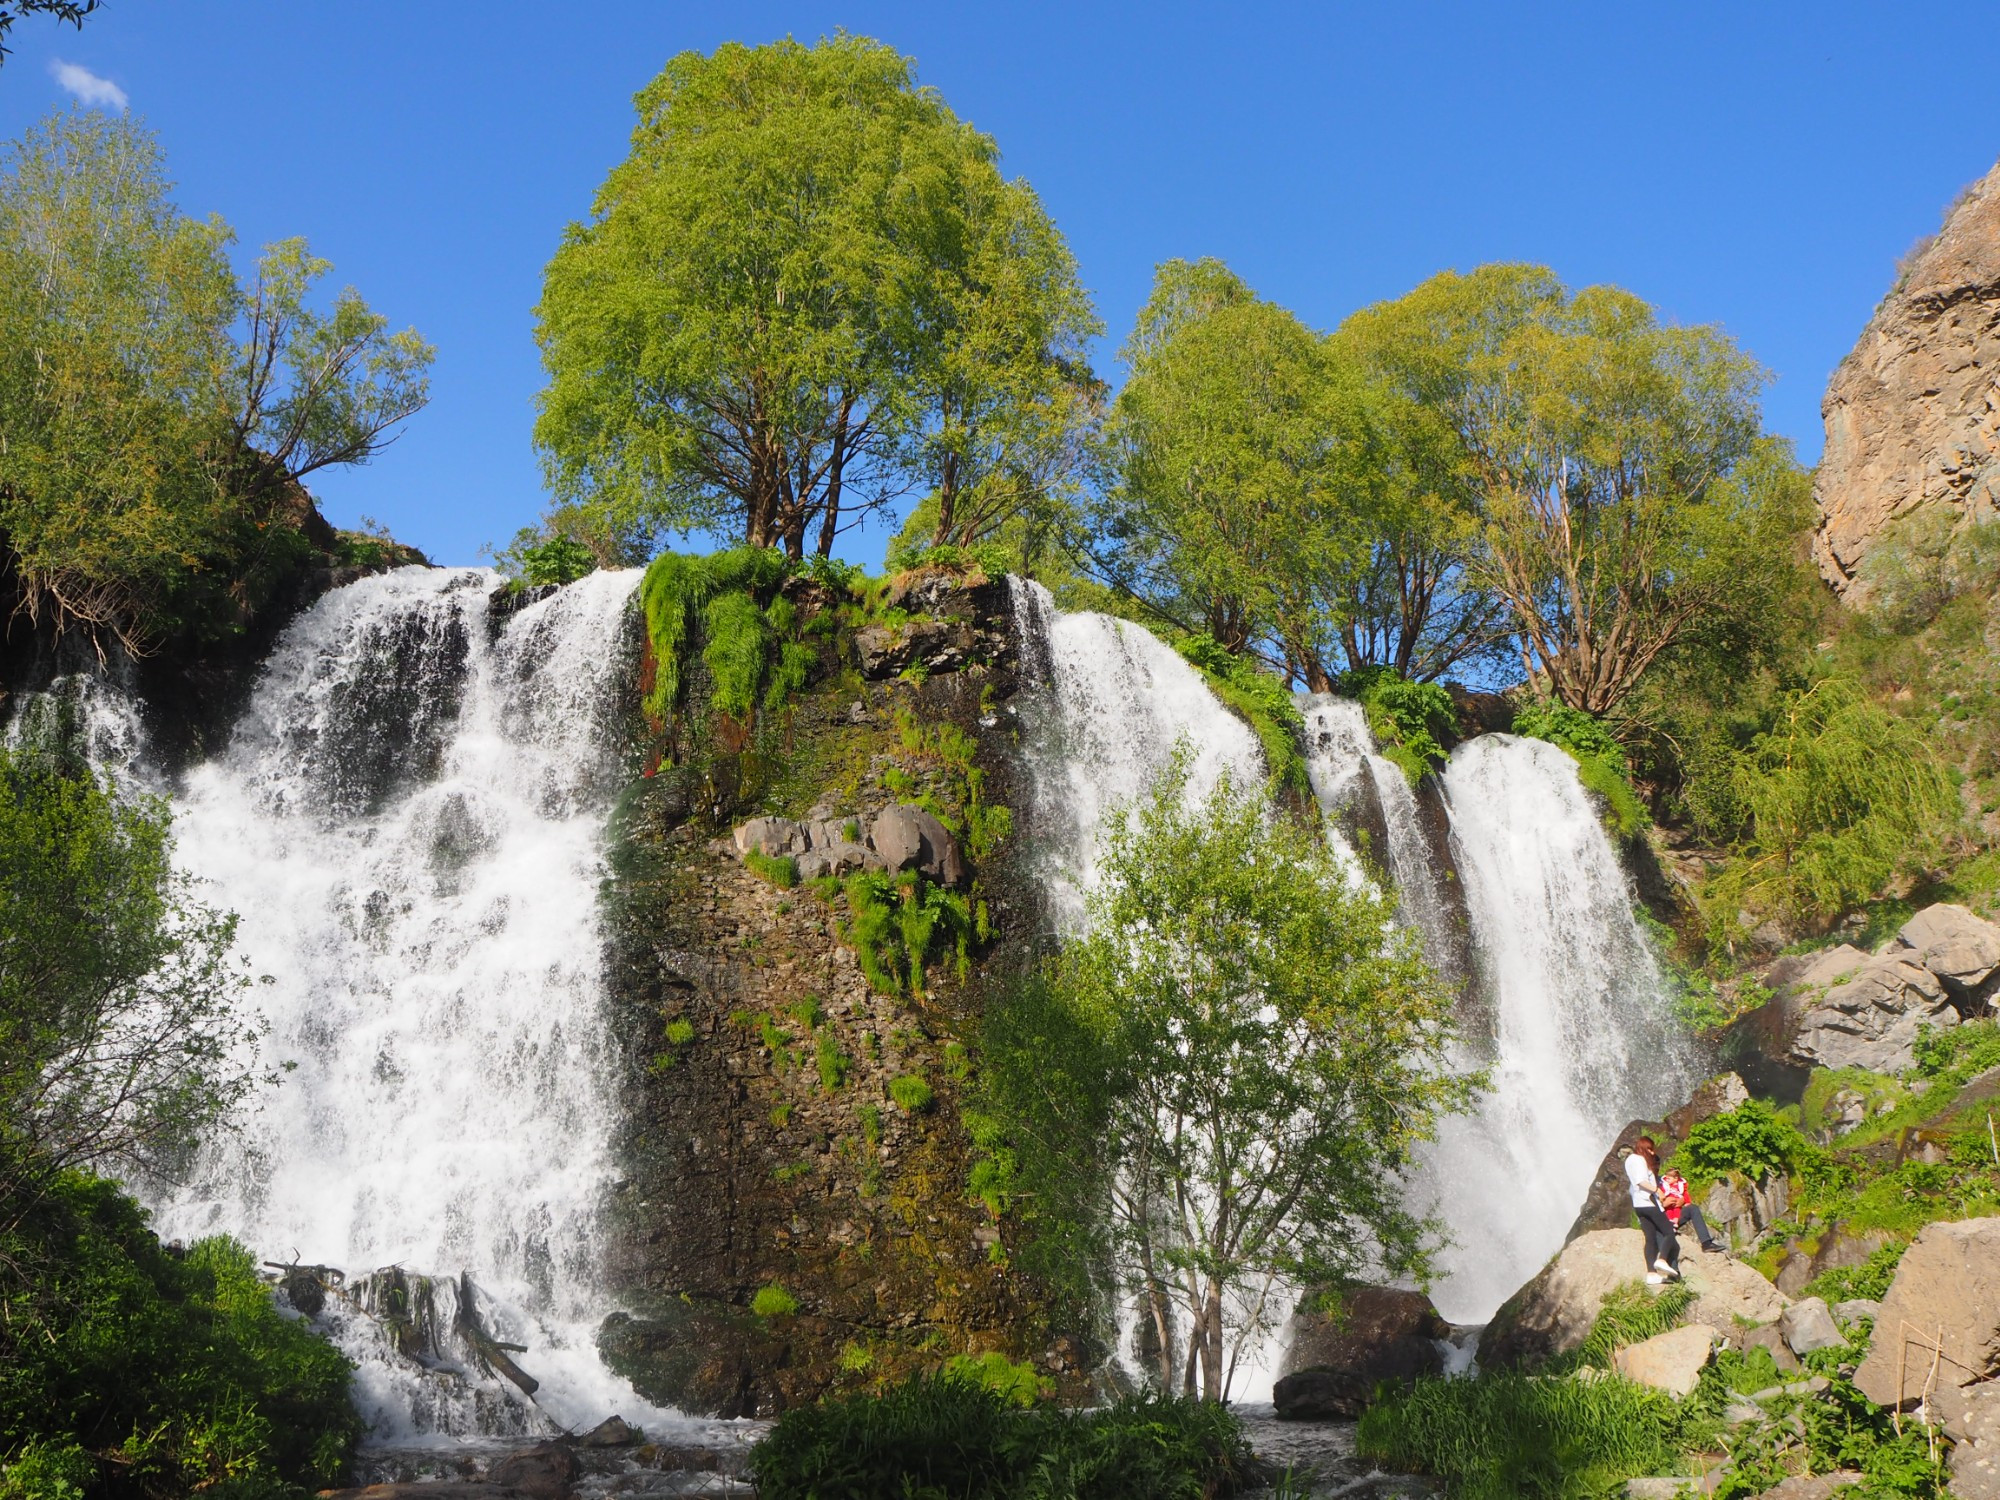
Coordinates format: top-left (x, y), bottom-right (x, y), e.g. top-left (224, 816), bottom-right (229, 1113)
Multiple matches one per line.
top-left (1646, 1273), bottom-right (1665, 1285)
top-left (1652, 1260), bottom-right (1680, 1279)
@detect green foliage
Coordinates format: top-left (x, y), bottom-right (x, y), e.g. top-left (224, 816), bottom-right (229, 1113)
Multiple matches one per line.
top-left (888, 1075), bottom-right (934, 1113)
top-left (1862, 509), bottom-right (2000, 632)
top-left (663, 1018), bottom-right (695, 1047)
top-left (1701, 678), bottom-right (1957, 944)
top-left (1050, 752), bottom-right (1471, 1397)
top-left (1913, 1018), bottom-right (2000, 1083)
top-left (1340, 666), bottom-right (1456, 783)
top-left (1803, 1242), bottom-right (1907, 1305)
top-left (0, 749), bottom-right (257, 1200)
top-left (0, 1172), bottom-right (360, 1499)
top-left (751, 1284), bottom-right (800, 1319)
top-left (744, 851), bottom-right (799, 889)
top-left (511, 534), bottom-right (596, 587)
top-left (942, 1352), bottom-right (1051, 1408)
top-left (1173, 634), bottom-right (1308, 794)
top-left (0, 111), bottom-right (432, 653)
top-left (1357, 1370), bottom-right (1687, 1499)
top-left (748, 1374), bottom-right (1257, 1500)
top-left (638, 546), bottom-right (801, 728)
top-left (815, 1032), bottom-right (850, 1093)
top-left (1674, 1100), bottom-right (1812, 1187)
top-left (534, 35), bottom-right (1097, 559)
top-left (839, 871), bottom-right (972, 1001)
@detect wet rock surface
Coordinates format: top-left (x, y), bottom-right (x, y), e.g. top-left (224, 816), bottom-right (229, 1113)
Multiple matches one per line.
top-left (1274, 1287), bottom-right (1450, 1419)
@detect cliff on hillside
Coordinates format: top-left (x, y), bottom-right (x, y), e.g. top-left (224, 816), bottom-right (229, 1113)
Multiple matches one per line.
top-left (595, 564), bottom-right (1097, 1417)
top-left (1815, 157), bottom-right (2000, 597)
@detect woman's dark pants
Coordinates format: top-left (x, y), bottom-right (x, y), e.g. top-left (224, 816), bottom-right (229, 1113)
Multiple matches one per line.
top-left (1675, 1204), bottom-right (1720, 1249)
top-left (1635, 1205), bottom-right (1680, 1274)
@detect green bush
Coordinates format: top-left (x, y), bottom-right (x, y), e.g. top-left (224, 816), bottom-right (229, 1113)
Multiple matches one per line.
top-left (513, 534), bottom-right (596, 586)
top-left (1336, 666), bottom-right (1457, 784)
top-left (1673, 1099), bottom-right (1811, 1187)
top-left (748, 1374), bottom-right (1256, 1500)
top-left (1912, 1018), bottom-right (2000, 1082)
top-left (752, 1284), bottom-right (800, 1319)
top-left (839, 872), bottom-right (971, 1000)
top-left (0, 1170), bottom-right (360, 1500)
top-left (638, 547), bottom-right (818, 732)
top-left (1357, 1370), bottom-right (1685, 1499)
top-left (1803, 1242), bottom-right (1907, 1305)
top-left (744, 851), bottom-right (799, 888)
top-left (889, 1075), bottom-right (934, 1113)
top-left (942, 1352), bottom-right (1050, 1407)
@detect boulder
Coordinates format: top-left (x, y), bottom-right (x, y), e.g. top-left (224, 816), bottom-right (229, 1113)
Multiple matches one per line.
top-left (1787, 954), bottom-right (1957, 1073)
top-left (867, 804), bottom-right (965, 887)
top-left (1680, 1242), bottom-right (1791, 1334)
top-left (734, 816), bottom-right (808, 858)
top-left (1813, 157), bottom-right (2000, 597)
top-left (1775, 1224), bottom-right (1894, 1299)
top-left (1613, 1322), bottom-right (1718, 1397)
top-left (1746, 1477), bottom-right (1863, 1500)
top-left (484, 1444), bottom-right (577, 1500)
top-left (1953, 1386), bottom-right (2000, 1500)
top-left (1854, 1216), bottom-right (2000, 1440)
top-left (1832, 1298), bottom-right (1883, 1331)
top-left (1891, 902), bottom-right (2000, 1012)
top-left (578, 1416), bottom-right (639, 1448)
top-left (1741, 1323), bottom-right (1802, 1372)
top-left (795, 841), bottom-right (885, 881)
top-left (1779, 1297), bottom-right (1844, 1357)
top-left (1272, 1286), bottom-right (1448, 1418)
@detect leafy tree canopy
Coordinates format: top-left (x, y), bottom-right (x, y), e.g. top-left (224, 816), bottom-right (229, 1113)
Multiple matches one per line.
top-left (0, 110), bottom-right (432, 657)
top-left (533, 34), bottom-right (1098, 565)
top-left (0, 0), bottom-right (97, 61)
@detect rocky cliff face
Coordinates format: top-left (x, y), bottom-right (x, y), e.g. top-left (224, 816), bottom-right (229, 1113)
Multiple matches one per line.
top-left (1815, 158), bottom-right (2000, 597)
top-left (594, 567), bottom-right (1097, 1417)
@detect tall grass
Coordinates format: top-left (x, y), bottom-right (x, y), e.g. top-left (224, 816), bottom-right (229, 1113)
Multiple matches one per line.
top-left (748, 1374), bottom-right (1258, 1500)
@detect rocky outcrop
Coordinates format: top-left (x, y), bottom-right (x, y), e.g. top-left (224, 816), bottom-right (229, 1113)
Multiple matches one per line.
top-left (1482, 1228), bottom-right (1787, 1370)
top-left (1814, 158), bottom-right (2000, 597)
top-left (733, 803), bottom-right (966, 887)
top-left (852, 567), bottom-right (1013, 679)
top-left (1778, 1297), bottom-right (1843, 1358)
top-left (1732, 904), bottom-right (2000, 1080)
top-left (1272, 1287), bottom-right (1449, 1418)
top-left (1854, 1217), bottom-right (2000, 1444)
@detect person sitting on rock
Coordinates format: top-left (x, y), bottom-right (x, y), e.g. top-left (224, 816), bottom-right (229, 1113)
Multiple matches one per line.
top-left (1660, 1167), bottom-right (1725, 1254)
top-left (1624, 1135), bottom-right (1681, 1284)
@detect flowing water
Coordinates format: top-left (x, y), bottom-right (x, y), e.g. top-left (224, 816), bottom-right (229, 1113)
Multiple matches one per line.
top-left (21, 567), bottom-right (698, 1440)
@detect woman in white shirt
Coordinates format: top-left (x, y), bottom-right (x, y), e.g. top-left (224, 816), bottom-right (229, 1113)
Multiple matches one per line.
top-left (1623, 1134), bottom-right (1681, 1284)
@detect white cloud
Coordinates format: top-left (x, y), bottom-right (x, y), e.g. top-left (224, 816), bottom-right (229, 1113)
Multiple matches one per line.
top-left (49, 59), bottom-right (127, 111)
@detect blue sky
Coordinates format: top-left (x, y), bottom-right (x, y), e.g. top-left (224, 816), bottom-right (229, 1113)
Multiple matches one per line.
top-left (3, 3), bottom-right (1994, 568)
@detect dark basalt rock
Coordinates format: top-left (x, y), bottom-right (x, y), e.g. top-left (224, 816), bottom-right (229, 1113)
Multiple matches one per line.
top-left (1273, 1286), bottom-right (1450, 1419)
top-left (484, 1443), bottom-right (577, 1500)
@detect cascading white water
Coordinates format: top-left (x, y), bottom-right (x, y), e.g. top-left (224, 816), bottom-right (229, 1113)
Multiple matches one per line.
top-left (1416, 734), bottom-right (1697, 1323)
top-left (1010, 579), bottom-right (1265, 928)
top-left (1300, 697), bottom-right (1456, 975)
top-left (129, 566), bottom-right (683, 1440)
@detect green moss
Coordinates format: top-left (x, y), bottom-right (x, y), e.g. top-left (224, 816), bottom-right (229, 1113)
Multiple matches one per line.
top-left (816, 1032), bottom-right (850, 1093)
top-left (637, 546), bottom-right (811, 736)
top-left (663, 1018), bottom-right (696, 1046)
top-left (751, 1283), bottom-right (800, 1319)
top-left (1512, 699), bottom-right (1648, 836)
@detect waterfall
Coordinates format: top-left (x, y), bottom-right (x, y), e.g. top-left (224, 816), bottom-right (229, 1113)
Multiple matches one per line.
top-left (1300, 697), bottom-right (1459, 978)
top-left (1011, 579), bottom-right (1265, 927)
top-left (1418, 734), bottom-right (1696, 1323)
top-left (110, 566), bottom-right (678, 1441)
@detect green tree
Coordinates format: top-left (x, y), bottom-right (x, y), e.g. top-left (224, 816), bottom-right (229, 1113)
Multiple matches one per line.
top-left (0, 110), bottom-right (432, 657)
top-left (1053, 755), bottom-right (1471, 1400)
top-left (1102, 258), bottom-right (1372, 669)
top-left (535, 35), bottom-right (1096, 562)
top-left (0, 744), bottom-right (258, 1216)
top-left (1344, 264), bottom-right (1765, 713)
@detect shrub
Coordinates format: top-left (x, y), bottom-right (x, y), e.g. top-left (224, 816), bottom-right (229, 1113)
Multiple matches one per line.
top-left (1673, 1099), bottom-right (1811, 1186)
top-left (638, 547), bottom-right (817, 732)
top-left (751, 1284), bottom-right (800, 1319)
top-left (1803, 1242), bottom-right (1907, 1305)
top-left (748, 1375), bottom-right (1256, 1500)
top-left (512, 534), bottom-right (596, 586)
top-left (0, 1171), bottom-right (360, 1499)
top-left (889, 1075), bottom-right (934, 1113)
top-left (1175, 633), bottom-right (1308, 795)
top-left (1913, 1018), bottom-right (2000, 1082)
top-left (1338, 666), bottom-right (1456, 784)
top-left (1357, 1370), bottom-right (1685, 1499)
top-left (942, 1352), bottom-right (1050, 1407)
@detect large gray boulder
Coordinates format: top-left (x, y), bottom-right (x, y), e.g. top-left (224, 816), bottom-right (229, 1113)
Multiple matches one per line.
top-left (1779, 1296), bottom-right (1844, 1357)
top-left (1890, 902), bottom-right (2000, 1013)
top-left (867, 804), bottom-right (965, 887)
top-left (1787, 953), bottom-right (1957, 1073)
top-left (1273, 1286), bottom-right (1448, 1418)
top-left (795, 841), bottom-right (885, 880)
top-left (1955, 1386), bottom-right (2000, 1499)
top-left (734, 816), bottom-right (807, 857)
top-left (1854, 1216), bottom-right (2000, 1442)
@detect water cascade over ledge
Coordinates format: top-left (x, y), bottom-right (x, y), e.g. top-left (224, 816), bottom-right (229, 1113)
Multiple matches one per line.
top-left (134, 568), bottom-right (675, 1439)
